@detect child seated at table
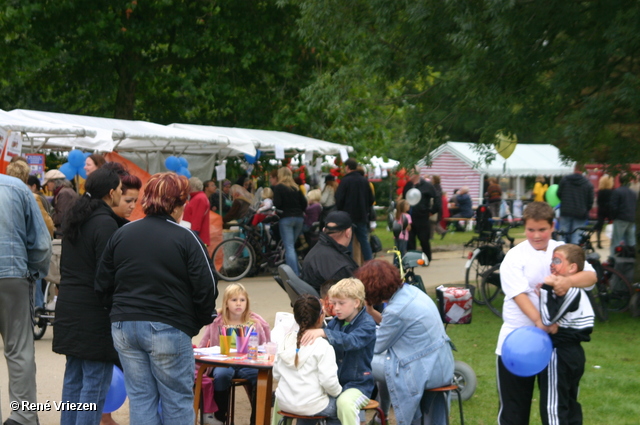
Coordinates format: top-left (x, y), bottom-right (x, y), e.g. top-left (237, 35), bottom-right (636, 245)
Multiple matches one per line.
top-left (272, 294), bottom-right (342, 425)
top-left (300, 278), bottom-right (377, 425)
top-left (198, 283), bottom-right (271, 425)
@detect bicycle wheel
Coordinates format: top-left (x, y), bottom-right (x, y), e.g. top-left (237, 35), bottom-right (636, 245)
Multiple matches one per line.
top-left (481, 264), bottom-right (504, 318)
top-left (601, 264), bottom-right (633, 312)
top-left (464, 249), bottom-right (493, 305)
top-left (212, 238), bottom-right (255, 281)
top-left (586, 285), bottom-right (608, 322)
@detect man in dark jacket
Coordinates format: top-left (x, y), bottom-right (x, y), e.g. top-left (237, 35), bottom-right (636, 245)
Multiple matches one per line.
top-left (403, 170), bottom-right (441, 262)
top-left (301, 211), bottom-right (359, 292)
top-left (557, 172), bottom-right (594, 244)
top-left (335, 158), bottom-right (375, 261)
top-left (609, 173), bottom-right (637, 256)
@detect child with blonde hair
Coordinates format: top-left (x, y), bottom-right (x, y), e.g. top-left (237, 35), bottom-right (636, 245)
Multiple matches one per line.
top-left (272, 294), bottom-right (342, 425)
top-left (301, 278), bottom-right (376, 425)
top-left (252, 187), bottom-right (274, 225)
top-left (198, 284), bottom-right (271, 425)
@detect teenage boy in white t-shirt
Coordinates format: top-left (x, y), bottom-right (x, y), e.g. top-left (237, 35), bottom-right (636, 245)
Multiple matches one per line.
top-left (495, 202), bottom-right (597, 425)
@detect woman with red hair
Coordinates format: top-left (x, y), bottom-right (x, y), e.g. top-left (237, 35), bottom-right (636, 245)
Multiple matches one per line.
top-left (96, 172), bottom-right (218, 425)
top-left (355, 260), bottom-right (454, 425)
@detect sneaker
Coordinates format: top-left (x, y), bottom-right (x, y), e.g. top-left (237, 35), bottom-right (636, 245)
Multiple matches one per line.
top-left (203, 414), bottom-right (224, 425)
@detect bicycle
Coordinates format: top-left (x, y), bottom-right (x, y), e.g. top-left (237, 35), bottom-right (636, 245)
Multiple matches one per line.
top-left (463, 217), bottom-right (517, 305)
top-left (480, 225), bottom-right (634, 320)
top-left (211, 212), bottom-right (286, 281)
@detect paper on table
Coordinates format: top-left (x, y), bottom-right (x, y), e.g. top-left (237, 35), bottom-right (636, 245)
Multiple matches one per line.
top-left (194, 346), bottom-right (221, 355)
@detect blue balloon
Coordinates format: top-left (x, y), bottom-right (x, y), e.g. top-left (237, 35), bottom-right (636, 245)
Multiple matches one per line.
top-left (502, 326), bottom-right (553, 377)
top-left (59, 163), bottom-right (76, 180)
top-left (76, 166), bottom-right (87, 180)
top-left (178, 157), bottom-right (188, 168)
top-left (103, 366), bottom-right (127, 413)
top-left (244, 154), bottom-right (256, 164)
top-left (84, 152), bottom-right (92, 158)
top-left (178, 167), bottom-right (191, 178)
top-left (165, 156), bottom-right (181, 172)
top-left (68, 149), bottom-right (86, 168)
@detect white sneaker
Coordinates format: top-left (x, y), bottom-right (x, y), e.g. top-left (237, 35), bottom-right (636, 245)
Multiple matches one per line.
top-left (203, 414), bottom-right (224, 425)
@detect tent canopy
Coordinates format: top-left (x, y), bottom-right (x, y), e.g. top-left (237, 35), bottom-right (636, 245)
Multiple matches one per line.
top-left (8, 109), bottom-right (257, 156)
top-left (0, 109), bottom-right (96, 139)
top-left (169, 124), bottom-right (353, 156)
top-left (422, 142), bottom-right (575, 177)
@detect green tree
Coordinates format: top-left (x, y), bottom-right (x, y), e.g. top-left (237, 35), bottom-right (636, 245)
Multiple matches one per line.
top-left (285, 0), bottom-right (640, 167)
top-left (0, 0), bottom-right (314, 128)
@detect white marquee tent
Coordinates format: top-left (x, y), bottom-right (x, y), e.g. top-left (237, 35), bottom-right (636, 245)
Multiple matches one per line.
top-left (169, 124), bottom-right (353, 156)
top-left (8, 109), bottom-right (257, 157)
top-left (418, 142), bottom-right (576, 205)
top-left (0, 109), bottom-right (96, 140)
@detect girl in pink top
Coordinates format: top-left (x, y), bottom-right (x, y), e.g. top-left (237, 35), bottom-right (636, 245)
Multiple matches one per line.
top-left (198, 284), bottom-right (271, 424)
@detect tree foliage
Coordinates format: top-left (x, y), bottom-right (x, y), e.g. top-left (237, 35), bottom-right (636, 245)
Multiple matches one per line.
top-left (0, 0), bottom-right (314, 128)
top-left (285, 0), bottom-right (640, 168)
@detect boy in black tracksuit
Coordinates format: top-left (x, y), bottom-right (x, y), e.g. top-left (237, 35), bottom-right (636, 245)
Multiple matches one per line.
top-left (539, 244), bottom-right (595, 425)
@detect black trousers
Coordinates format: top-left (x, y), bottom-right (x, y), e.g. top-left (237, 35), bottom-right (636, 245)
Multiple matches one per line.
top-left (497, 345), bottom-right (585, 425)
top-left (407, 218), bottom-right (432, 262)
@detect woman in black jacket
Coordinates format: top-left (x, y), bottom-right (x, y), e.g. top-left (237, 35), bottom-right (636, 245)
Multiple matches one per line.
top-left (272, 167), bottom-right (307, 275)
top-left (53, 168), bottom-right (122, 425)
top-left (95, 172), bottom-right (217, 425)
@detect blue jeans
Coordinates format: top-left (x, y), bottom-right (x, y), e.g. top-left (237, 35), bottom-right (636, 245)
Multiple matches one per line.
top-left (279, 216), bottom-right (304, 275)
top-left (212, 366), bottom-right (258, 391)
top-left (559, 216), bottom-right (588, 245)
top-left (60, 356), bottom-right (113, 425)
top-left (611, 219), bottom-right (636, 257)
top-left (112, 321), bottom-right (195, 425)
top-left (349, 221), bottom-right (373, 261)
top-left (34, 278), bottom-right (44, 308)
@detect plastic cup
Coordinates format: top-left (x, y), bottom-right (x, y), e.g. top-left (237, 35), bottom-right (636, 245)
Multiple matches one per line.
top-left (236, 336), bottom-right (249, 354)
top-left (265, 342), bottom-right (277, 362)
top-left (219, 336), bottom-right (230, 356)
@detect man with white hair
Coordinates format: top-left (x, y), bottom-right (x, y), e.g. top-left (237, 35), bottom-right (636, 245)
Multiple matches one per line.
top-left (183, 177), bottom-right (211, 246)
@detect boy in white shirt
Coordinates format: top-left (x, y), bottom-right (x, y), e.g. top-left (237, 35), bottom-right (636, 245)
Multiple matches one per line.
top-left (496, 202), bottom-right (596, 425)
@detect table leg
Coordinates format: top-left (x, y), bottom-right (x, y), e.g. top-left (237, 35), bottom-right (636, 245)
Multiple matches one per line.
top-left (254, 369), bottom-right (273, 425)
top-left (194, 363), bottom-right (207, 425)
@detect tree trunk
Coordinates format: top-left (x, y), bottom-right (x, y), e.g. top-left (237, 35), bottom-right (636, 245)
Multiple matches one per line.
top-left (114, 52), bottom-right (139, 120)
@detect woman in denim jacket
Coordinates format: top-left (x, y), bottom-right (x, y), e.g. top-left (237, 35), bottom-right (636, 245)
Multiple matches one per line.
top-left (357, 260), bottom-right (454, 425)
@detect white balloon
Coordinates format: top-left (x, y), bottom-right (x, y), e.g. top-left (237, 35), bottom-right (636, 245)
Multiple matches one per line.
top-left (406, 188), bottom-right (422, 206)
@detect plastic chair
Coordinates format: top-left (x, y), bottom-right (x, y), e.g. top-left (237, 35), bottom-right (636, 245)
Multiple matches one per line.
top-left (277, 410), bottom-right (327, 425)
top-left (422, 384), bottom-right (464, 425)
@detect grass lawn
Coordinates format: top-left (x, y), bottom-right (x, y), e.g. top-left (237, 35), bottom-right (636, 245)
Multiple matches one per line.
top-left (442, 304), bottom-right (640, 424)
top-left (374, 220), bottom-right (639, 424)
top-left (374, 220), bottom-right (526, 252)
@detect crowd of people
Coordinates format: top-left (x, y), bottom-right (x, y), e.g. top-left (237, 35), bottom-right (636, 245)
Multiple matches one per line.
top-left (1, 152), bottom-right (638, 425)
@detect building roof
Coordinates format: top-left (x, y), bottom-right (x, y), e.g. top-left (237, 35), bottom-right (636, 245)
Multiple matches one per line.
top-left (421, 142), bottom-right (575, 177)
